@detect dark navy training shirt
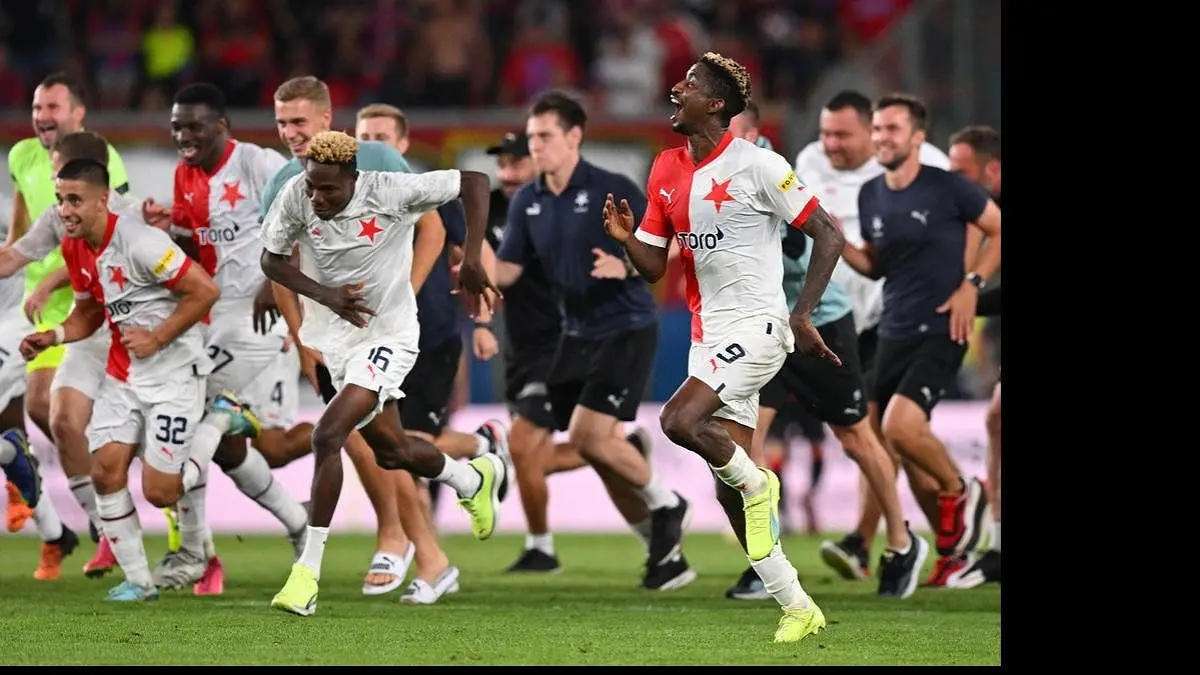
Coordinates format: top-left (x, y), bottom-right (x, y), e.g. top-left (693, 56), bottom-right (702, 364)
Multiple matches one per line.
top-left (858, 166), bottom-right (989, 340)
top-left (498, 159), bottom-right (658, 340)
top-left (416, 200), bottom-right (467, 350)
top-left (486, 187), bottom-right (561, 354)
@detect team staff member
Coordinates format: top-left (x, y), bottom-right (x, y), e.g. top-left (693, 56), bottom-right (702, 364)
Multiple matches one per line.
top-left (496, 91), bottom-right (693, 591)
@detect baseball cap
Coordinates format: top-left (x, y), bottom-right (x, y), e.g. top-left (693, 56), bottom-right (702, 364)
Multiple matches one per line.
top-left (485, 132), bottom-right (530, 157)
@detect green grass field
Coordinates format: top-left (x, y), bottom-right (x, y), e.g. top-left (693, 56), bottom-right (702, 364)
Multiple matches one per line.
top-left (0, 532), bottom-right (1000, 665)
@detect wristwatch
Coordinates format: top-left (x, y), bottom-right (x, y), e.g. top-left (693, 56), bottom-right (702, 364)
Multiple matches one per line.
top-left (473, 320), bottom-right (493, 330)
top-left (964, 272), bottom-right (987, 290)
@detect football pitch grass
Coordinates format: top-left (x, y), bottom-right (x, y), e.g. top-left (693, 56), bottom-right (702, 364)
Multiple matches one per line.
top-left (0, 532), bottom-right (1000, 665)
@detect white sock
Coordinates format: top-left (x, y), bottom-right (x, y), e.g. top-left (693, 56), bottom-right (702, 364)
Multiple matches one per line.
top-left (226, 447), bottom-right (308, 535)
top-left (0, 433), bottom-right (16, 464)
top-left (749, 543), bottom-right (810, 610)
top-left (33, 489), bottom-right (64, 542)
top-left (473, 433), bottom-right (489, 457)
top-left (991, 522), bottom-right (1001, 553)
top-left (177, 469), bottom-right (208, 559)
top-left (434, 454), bottom-right (482, 498)
top-left (631, 517), bottom-right (652, 552)
top-left (636, 474), bottom-right (679, 510)
top-left (97, 488), bottom-right (153, 588)
top-left (185, 416), bottom-right (228, 479)
top-left (67, 475), bottom-right (103, 534)
top-left (527, 533), bottom-right (554, 556)
top-left (298, 525), bottom-right (330, 578)
top-left (712, 444), bottom-right (766, 496)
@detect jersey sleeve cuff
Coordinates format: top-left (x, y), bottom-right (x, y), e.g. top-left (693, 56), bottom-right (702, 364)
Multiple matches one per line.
top-left (788, 197), bottom-right (820, 230)
top-left (74, 291), bottom-right (91, 299)
top-left (635, 228), bottom-right (669, 248)
top-left (164, 257), bottom-right (191, 289)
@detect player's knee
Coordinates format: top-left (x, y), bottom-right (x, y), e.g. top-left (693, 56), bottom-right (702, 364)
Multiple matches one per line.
top-left (26, 390), bottom-right (51, 430)
top-left (311, 418), bottom-right (348, 459)
top-left (141, 476), bottom-right (180, 509)
top-left (659, 401), bottom-right (701, 449)
top-left (880, 401), bottom-right (924, 450)
top-left (49, 408), bottom-right (84, 448)
top-left (89, 454), bottom-right (124, 494)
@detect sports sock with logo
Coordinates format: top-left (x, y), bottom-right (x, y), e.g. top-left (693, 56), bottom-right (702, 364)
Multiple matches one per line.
top-left (97, 488), bottom-right (153, 588)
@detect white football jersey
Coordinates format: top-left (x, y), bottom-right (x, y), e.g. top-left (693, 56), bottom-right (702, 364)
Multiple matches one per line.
top-left (173, 140), bottom-right (287, 301)
top-left (63, 213), bottom-right (211, 386)
top-left (14, 191), bottom-right (143, 263)
top-left (260, 169), bottom-right (462, 353)
top-left (635, 133), bottom-right (819, 348)
top-left (794, 140), bottom-right (950, 331)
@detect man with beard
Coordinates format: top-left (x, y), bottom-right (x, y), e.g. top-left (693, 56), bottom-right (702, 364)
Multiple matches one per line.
top-left (840, 94), bottom-right (1001, 586)
top-left (4, 73), bottom-right (130, 570)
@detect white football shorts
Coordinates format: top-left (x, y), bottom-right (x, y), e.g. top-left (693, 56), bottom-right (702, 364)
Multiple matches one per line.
top-left (686, 319), bottom-right (790, 429)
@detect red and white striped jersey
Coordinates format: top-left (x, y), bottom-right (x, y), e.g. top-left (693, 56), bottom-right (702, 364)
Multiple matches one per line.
top-left (172, 139), bottom-right (287, 301)
top-left (63, 212), bottom-right (210, 385)
top-left (634, 133), bottom-right (820, 344)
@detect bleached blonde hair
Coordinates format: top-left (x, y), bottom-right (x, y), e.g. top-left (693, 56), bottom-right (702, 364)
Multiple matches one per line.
top-left (306, 131), bottom-right (358, 165)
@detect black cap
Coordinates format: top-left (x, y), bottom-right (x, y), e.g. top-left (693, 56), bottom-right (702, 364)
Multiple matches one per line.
top-left (485, 132), bottom-right (530, 157)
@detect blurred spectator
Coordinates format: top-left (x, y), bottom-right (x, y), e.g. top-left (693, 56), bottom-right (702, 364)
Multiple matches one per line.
top-left (590, 0), bottom-right (663, 118)
top-left (642, 0), bottom-right (707, 100)
top-left (497, 0), bottom-right (581, 105)
top-left (755, 1), bottom-right (836, 102)
top-left (1, 0), bottom-right (64, 79)
top-left (196, 0), bottom-right (271, 106)
top-left (85, 0), bottom-right (145, 109)
top-left (405, 0), bottom-right (493, 107)
top-left (140, 2), bottom-right (195, 102)
top-left (837, 0), bottom-right (913, 56)
top-left (0, 44), bottom-right (25, 108)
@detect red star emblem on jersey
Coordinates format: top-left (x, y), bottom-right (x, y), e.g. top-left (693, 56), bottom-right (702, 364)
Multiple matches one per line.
top-left (358, 216), bottom-right (383, 244)
top-left (109, 265), bottom-right (128, 291)
top-left (220, 180), bottom-right (245, 209)
top-left (704, 177), bottom-right (733, 213)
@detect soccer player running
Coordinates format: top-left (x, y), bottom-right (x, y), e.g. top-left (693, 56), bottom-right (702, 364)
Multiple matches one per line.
top-left (604, 52), bottom-right (843, 643)
top-left (1, 131), bottom-right (151, 579)
top-left (794, 90), bottom-right (951, 580)
top-left (725, 208), bottom-right (928, 601)
top-left (354, 102), bottom-right (510, 602)
top-left (497, 91), bottom-right (694, 591)
top-left (260, 131), bottom-right (505, 616)
top-left (5, 73), bottom-right (131, 572)
top-left (19, 158), bottom-right (226, 601)
top-left (141, 83), bottom-right (310, 593)
top-left (840, 94), bottom-right (1001, 586)
top-left (944, 125), bottom-right (1002, 589)
top-left (264, 77), bottom-right (455, 599)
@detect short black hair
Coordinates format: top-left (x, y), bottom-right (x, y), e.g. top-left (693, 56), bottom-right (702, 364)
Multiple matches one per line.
top-left (54, 131), bottom-right (110, 166)
top-left (696, 52), bottom-right (750, 125)
top-left (949, 125), bottom-right (1001, 162)
top-left (173, 82), bottom-right (228, 119)
top-left (38, 72), bottom-right (86, 107)
top-left (874, 93), bottom-right (928, 132)
top-left (56, 158), bottom-right (109, 187)
top-left (824, 90), bottom-right (872, 123)
top-left (529, 90), bottom-right (588, 133)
